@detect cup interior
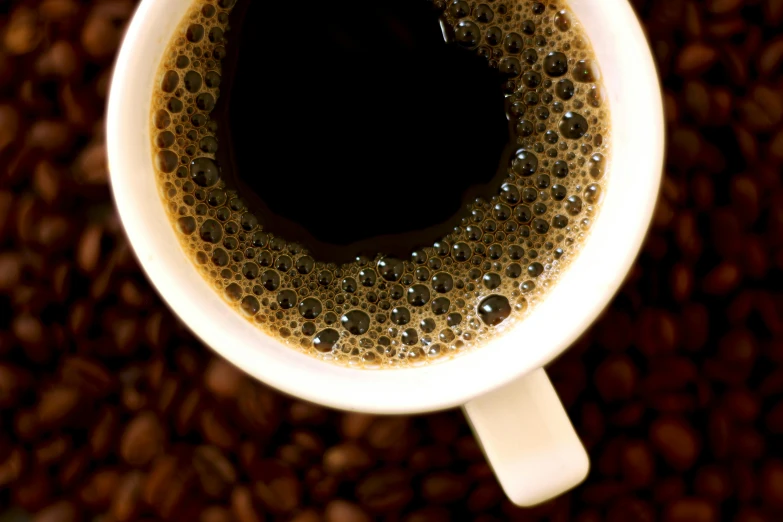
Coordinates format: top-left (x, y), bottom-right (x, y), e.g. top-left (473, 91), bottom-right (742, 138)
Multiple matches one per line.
top-left (107, 0), bottom-right (664, 414)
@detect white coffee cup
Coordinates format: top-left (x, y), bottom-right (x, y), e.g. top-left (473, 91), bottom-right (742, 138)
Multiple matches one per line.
top-left (107, 0), bottom-right (663, 507)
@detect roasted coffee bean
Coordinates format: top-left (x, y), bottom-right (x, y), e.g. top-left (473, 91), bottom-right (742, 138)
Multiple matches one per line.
top-left (231, 485), bottom-right (264, 522)
top-left (193, 445), bottom-right (237, 498)
top-left (120, 411), bottom-right (165, 467)
top-left (79, 469), bottom-right (121, 511)
top-left (252, 459), bottom-right (301, 514)
top-left (323, 443), bottom-right (372, 477)
top-left (356, 468), bottom-right (414, 512)
top-left (651, 416), bottom-right (700, 471)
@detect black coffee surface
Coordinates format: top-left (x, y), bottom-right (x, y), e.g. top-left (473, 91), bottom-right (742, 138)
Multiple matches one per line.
top-left (214, 0), bottom-right (510, 261)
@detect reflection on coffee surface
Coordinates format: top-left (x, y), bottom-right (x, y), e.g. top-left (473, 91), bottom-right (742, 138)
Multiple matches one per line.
top-left (150, 0), bottom-right (610, 367)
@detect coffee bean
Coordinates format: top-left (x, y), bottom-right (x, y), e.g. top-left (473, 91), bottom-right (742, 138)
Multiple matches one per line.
top-left (59, 356), bottom-right (113, 398)
top-left (403, 507), bottom-right (452, 522)
top-left (621, 441), bottom-right (655, 487)
top-left (110, 471), bottom-right (144, 522)
top-left (288, 401), bottom-right (329, 426)
top-left (237, 379), bottom-right (280, 437)
top-left (702, 261), bottom-right (741, 295)
top-left (14, 470), bottom-right (52, 512)
top-left (341, 412), bottom-right (375, 439)
top-left (581, 481), bottom-right (630, 505)
top-left (200, 407), bottom-right (238, 449)
top-left (410, 445), bottom-right (453, 472)
top-left (650, 416), bottom-right (700, 471)
top-left (193, 445), bottom-right (237, 498)
top-left (143, 454), bottom-right (190, 517)
top-left (607, 497), bottom-right (655, 522)
top-left (0, 446), bottom-right (25, 488)
top-left (366, 417), bottom-right (409, 450)
top-left (120, 411), bottom-right (165, 467)
top-left (356, 468), bottom-right (413, 512)
top-left (81, 2), bottom-right (133, 60)
top-left (595, 355), bottom-right (638, 402)
top-left (760, 460), bottom-right (783, 509)
top-left (740, 85), bottom-right (783, 131)
top-left (31, 500), bottom-right (77, 522)
top-left (34, 436), bottom-right (70, 467)
top-left (654, 476), bottom-right (687, 504)
top-left (79, 469), bottom-right (121, 511)
top-left (734, 508), bottom-right (771, 522)
top-left (323, 443), bottom-right (372, 477)
top-left (325, 500), bottom-right (370, 522)
top-left (305, 466), bottom-right (339, 504)
top-left (36, 386), bottom-right (80, 429)
top-left (204, 357), bottom-right (244, 399)
top-left (663, 497), bottom-right (717, 522)
top-left (421, 471), bottom-right (468, 504)
top-left (676, 43), bottom-right (718, 76)
top-left (231, 485), bottom-right (264, 522)
top-left (684, 3), bottom-right (702, 38)
top-left (0, 363), bottom-right (30, 409)
top-left (200, 506), bottom-right (234, 522)
top-left (252, 459), bottom-right (301, 514)
top-left (4, 6), bottom-right (42, 55)
top-left (695, 466), bottom-right (732, 502)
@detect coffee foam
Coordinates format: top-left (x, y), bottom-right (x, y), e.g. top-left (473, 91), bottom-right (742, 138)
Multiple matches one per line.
top-left (150, 0), bottom-right (610, 368)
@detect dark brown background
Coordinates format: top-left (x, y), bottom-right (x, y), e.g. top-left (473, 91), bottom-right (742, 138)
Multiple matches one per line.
top-left (1, 0), bottom-right (783, 521)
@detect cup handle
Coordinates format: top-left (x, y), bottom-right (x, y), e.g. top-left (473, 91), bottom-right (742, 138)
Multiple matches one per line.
top-left (462, 367), bottom-right (589, 506)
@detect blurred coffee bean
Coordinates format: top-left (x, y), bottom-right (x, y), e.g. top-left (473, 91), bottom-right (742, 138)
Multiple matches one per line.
top-left (204, 357), bottom-right (244, 400)
top-left (760, 460), bottom-right (783, 509)
top-left (120, 411), bottom-right (164, 467)
top-left (4, 6), bottom-right (42, 56)
top-left (421, 472), bottom-right (468, 504)
top-left (193, 445), bottom-right (237, 498)
top-left (365, 417), bottom-right (410, 454)
top-left (676, 43), bottom-right (718, 76)
top-left (356, 468), bottom-right (413, 512)
top-left (325, 500), bottom-right (370, 522)
top-left (404, 506), bottom-right (452, 522)
top-left (410, 445), bottom-right (453, 472)
top-left (81, 2), bottom-right (134, 60)
top-left (79, 469), bottom-right (120, 511)
top-left (620, 440), bottom-right (655, 487)
top-left (252, 459), bottom-right (300, 514)
top-left (31, 501), bottom-right (77, 522)
top-left (323, 443), bottom-right (371, 478)
top-left (200, 506), bottom-right (234, 522)
top-left (231, 485), bottom-right (264, 522)
top-left (13, 470), bottom-right (51, 512)
top-left (340, 412), bottom-right (375, 439)
top-left (651, 416), bottom-right (700, 471)
top-left (110, 471), bottom-right (144, 522)
top-left (468, 481), bottom-right (504, 513)
top-left (606, 497), bottom-right (656, 522)
top-left (595, 355), bottom-right (638, 402)
top-left (36, 386), bottom-right (80, 430)
top-left (664, 498), bottom-right (717, 522)
top-left (695, 465), bottom-right (732, 502)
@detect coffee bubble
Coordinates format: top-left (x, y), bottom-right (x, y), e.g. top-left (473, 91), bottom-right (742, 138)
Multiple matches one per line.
top-left (559, 112), bottom-right (589, 139)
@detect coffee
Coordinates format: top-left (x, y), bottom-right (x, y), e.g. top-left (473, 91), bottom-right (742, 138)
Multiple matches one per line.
top-left (150, 0), bottom-right (610, 368)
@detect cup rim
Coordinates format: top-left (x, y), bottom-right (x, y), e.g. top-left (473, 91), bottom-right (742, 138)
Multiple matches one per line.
top-left (107, 0), bottom-right (664, 414)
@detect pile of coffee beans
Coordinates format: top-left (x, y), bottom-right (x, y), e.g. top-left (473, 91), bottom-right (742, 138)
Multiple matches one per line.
top-left (1, 0), bottom-right (782, 521)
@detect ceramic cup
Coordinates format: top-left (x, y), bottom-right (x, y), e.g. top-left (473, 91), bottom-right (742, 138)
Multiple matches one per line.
top-left (107, 0), bottom-right (664, 506)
